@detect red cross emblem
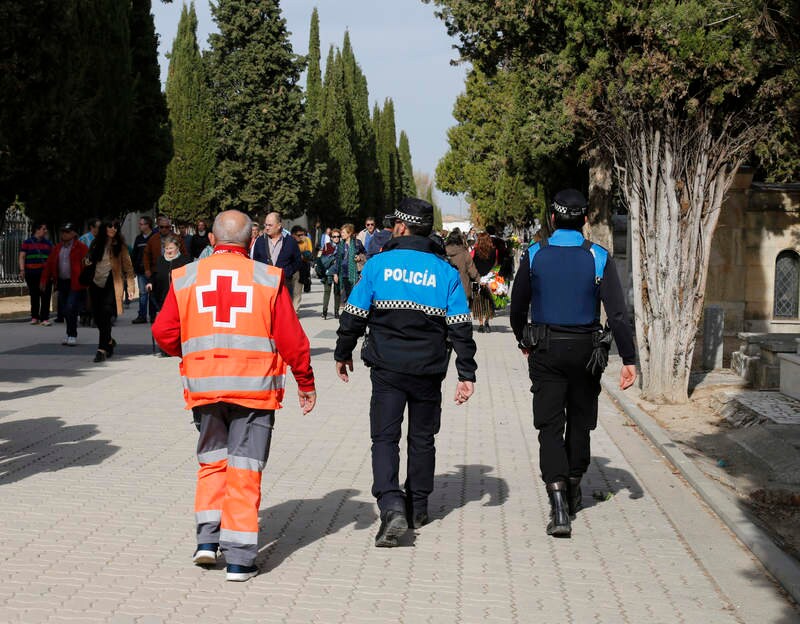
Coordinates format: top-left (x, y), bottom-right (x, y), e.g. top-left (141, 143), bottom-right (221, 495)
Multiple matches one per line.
top-left (196, 270), bottom-right (253, 327)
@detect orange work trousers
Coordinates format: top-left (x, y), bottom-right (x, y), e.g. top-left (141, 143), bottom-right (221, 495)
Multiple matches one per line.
top-left (193, 402), bottom-right (275, 566)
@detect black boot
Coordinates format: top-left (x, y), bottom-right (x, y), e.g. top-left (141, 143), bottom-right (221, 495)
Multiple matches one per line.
top-left (546, 482), bottom-right (571, 537)
top-left (568, 476), bottom-right (583, 518)
top-left (375, 510), bottom-right (408, 547)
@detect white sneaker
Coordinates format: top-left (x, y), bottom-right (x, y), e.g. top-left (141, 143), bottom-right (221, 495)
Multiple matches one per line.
top-left (40, 319), bottom-right (52, 326)
top-left (66, 337), bottom-right (77, 347)
top-left (30, 318), bottom-right (39, 325)
top-left (61, 335), bottom-right (69, 345)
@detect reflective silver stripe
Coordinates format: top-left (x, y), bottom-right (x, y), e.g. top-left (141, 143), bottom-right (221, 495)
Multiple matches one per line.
top-left (173, 262), bottom-right (199, 291)
top-left (220, 528), bottom-right (258, 545)
top-left (182, 334), bottom-right (276, 356)
top-left (197, 448), bottom-right (228, 464)
top-left (227, 455), bottom-right (266, 472)
top-left (195, 510), bottom-right (222, 524)
top-left (186, 374), bottom-right (286, 394)
top-left (253, 262), bottom-right (281, 288)
top-left (447, 313), bottom-right (472, 325)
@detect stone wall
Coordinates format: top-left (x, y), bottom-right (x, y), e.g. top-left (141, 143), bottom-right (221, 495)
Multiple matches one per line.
top-left (696, 174), bottom-right (800, 369)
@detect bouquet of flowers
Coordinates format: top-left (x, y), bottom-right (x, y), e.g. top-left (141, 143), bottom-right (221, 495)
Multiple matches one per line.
top-left (480, 270), bottom-right (509, 309)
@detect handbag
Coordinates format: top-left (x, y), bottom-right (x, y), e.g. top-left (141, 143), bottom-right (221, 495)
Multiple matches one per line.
top-left (78, 261), bottom-right (96, 287)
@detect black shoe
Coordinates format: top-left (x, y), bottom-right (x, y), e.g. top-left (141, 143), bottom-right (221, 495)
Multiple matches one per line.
top-left (412, 511), bottom-right (429, 529)
top-left (568, 476), bottom-right (583, 518)
top-left (476, 325), bottom-right (484, 333)
top-left (107, 338), bottom-right (117, 358)
top-left (93, 349), bottom-right (107, 363)
top-left (484, 323), bottom-right (491, 333)
top-left (334, 312), bottom-right (339, 319)
top-left (546, 482), bottom-right (572, 537)
top-left (375, 510), bottom-right (408, 547)
top-left (132, 317), bottom-right (147, 324)
top-left (322, 311), bottom-right (327, 320)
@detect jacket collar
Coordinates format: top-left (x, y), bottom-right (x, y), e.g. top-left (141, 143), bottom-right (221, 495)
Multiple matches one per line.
top-left (383, 235), bottom-right (444, 256)
top-left (213, 245), bottom-right (249, 257)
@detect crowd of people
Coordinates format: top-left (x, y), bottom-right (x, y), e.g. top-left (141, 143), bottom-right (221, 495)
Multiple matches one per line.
top-left (18, 210), bottom-right (520, 364)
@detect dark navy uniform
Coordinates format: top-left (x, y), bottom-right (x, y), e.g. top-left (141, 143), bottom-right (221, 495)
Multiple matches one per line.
top-left (335, 233), bottom-right (477, 534)
top-left (510, 189), bottom-right (636, 536)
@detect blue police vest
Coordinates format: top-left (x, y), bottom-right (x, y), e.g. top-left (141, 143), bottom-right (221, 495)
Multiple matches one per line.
top-left (528, 229), bottom-right (609, 326)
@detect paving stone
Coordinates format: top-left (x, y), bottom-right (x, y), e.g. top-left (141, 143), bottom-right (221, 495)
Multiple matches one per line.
top-left (0, 292), bottom-right (797, 623)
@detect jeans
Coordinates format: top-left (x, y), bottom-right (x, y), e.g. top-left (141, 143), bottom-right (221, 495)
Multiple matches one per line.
top-left (136, 273), bottom-right (155, 320)
top-left (57, 279), bottom-right (81, 338)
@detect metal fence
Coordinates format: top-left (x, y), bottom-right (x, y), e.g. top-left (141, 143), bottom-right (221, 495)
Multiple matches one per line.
top-left (0, 207), bottom-right (31, 284)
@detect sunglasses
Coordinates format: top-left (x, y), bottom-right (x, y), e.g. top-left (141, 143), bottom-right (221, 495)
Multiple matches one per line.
top-left (331, 235), bottom-right (341, 239)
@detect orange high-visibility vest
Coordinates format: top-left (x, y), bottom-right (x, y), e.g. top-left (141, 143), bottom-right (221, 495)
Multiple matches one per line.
top-left (171, 253), bottom-right (287, 410)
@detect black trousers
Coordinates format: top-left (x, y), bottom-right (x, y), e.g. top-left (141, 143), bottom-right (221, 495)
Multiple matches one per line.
top-left (89, 275), bottom-right (116, 352)
top-left (369, 368), bottom-right (443, 515)
top-left (25, 272), bottom-right (51, 321)
top-left (528, 335), bottom-right (601, 484)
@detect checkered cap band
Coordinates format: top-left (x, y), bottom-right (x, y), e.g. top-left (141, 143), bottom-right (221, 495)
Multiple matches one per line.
top-left (393, 209), bottom-right (426, 225)
top-left (552, 200), bottom-right (586, 215)
top-left (374, 300), bottom-right (446, 316)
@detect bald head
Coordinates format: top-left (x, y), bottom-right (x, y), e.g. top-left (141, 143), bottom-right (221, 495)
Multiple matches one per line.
top-left (212, 210), bottom-right (252, 247)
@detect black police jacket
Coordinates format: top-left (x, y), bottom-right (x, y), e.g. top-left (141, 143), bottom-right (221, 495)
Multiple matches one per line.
top-left (334, 235), bottom-right (477, 381)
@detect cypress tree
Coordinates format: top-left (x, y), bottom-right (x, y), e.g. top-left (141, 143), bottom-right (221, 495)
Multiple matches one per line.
top-left (208, 0), bottom-right (309, 217)
top-left (398, 130), bottom-right (417, 198)
top-left (112, 0), bottom-right (172, 217)
top-left (371, 102), bottom-right (385, 211)
top-left (377, 98), bottom-right (400, 212)
top-left (306, 8), bottom-right (323, 124)
top-left (341, 31), bottom-right (380, 220)
top-left (61, 0), bottom-right (134, 221)
top-left (161, 1), bottom-right (215, 222)
top-left (322, 49), bottom-right (360, 217)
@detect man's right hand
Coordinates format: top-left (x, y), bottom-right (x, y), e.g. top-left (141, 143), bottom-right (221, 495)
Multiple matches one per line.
top-left (335, 360), bottom-right (353, 382)
top-left (454, 380), bottom-right (474, 405)
top-left (298, 390), bottom-right (316, 414)
top-left (620, 365), bottom-right (637, 390)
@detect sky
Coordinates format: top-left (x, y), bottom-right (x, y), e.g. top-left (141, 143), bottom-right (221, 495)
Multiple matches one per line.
top-left (151, 0), bottom-right (470, 217)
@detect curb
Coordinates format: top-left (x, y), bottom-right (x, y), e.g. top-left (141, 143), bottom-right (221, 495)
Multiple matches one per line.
top-left (601, 377), bottom-right (800, 604)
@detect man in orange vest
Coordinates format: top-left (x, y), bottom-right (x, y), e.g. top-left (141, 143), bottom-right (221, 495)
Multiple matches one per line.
top-left (153, 209), bottom-right (316, 582)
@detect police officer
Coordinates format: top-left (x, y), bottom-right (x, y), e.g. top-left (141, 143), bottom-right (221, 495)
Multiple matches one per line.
top-left (334, 197), bottom-right (478, 547)
top-left (510, 189), bottom-right (637, 537)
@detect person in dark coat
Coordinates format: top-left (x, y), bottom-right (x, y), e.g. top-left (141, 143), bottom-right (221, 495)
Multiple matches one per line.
top-left (148, 236), bottom-right (192, 314)
top-left (252, 212), bottom-right (302, 296)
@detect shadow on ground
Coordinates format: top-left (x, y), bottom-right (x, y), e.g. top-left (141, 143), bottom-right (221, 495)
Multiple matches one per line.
top-left (257, 488), bottom-right (376, 572)
top-left (0, 416), bottom-right (119, 485)
top-left (255, 465), bottom-right (511, 570)
top-left (580, 456), bottom-right (644, 511)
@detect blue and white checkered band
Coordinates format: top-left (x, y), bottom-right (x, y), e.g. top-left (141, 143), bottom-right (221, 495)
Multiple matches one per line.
top-left (446, 313), bottom-right (472, 325)
top-left (394, 209), bottom-right (425, 225)
top-left (343, 302), bottom-right (369, 318)
top-left (374, 299), bottom-right (446, 316)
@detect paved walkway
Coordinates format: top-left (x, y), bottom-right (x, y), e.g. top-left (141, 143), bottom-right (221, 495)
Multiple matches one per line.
top-left (0, 285), bottom-right (798, 623)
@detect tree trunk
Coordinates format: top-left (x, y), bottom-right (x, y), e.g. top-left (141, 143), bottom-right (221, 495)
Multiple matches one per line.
top-left (615, 112), bottom-right (738, 403)
top-left (587, 148), bottom-right (614, 252)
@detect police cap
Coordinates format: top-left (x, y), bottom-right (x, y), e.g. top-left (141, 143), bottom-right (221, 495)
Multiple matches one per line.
top-left (394, 197), bottom-right (434, 226)
top-left (551, 189), bottom-right (588, 217)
